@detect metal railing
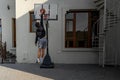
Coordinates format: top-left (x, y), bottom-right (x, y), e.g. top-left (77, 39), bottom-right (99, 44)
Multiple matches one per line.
top-left (93, 0), bottom-right (120, 67)
top-left (0, 41), bottom-right (6, 63)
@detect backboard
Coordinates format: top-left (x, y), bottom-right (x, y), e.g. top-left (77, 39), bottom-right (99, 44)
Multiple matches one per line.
top-left (34, 4), bottom-right (58, 20)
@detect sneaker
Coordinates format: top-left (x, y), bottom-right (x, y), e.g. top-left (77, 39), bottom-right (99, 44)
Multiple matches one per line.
top-left (36, 58), bottom-right (40, 63)
top-left (40, 58), bottom-right (43, 64)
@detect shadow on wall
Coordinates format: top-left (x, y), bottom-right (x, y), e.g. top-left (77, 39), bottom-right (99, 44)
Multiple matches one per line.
top-left (16, 1), bottom-right (59, 63)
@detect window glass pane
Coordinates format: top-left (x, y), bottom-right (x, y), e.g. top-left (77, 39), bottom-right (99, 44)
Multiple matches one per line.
top-left (31, 14), bottom-right (36, 32)
top-left (66, 13), bottom-right (73, 19)
top-left (65, 20), bottom-right (73, 48)
top-left (76, 13), bottom-right (88, 47)
top-left (91, 11), bottom-right (99, 47)
top-left (66, 20), bottom-right (73, 32)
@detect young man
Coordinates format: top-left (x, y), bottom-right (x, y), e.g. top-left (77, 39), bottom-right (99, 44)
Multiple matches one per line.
top-left (35, 14), bottom-right (47, 63)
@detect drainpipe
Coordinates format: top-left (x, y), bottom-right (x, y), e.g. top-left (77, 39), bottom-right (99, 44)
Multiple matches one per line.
top-left (102, 0), bottom-right (107, 68)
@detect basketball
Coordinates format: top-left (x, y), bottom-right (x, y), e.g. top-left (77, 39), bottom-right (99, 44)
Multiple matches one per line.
top-left (40, 8), bottom-right (46, 14)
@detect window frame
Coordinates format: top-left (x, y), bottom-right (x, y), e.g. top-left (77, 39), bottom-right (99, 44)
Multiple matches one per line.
top-left (64, 9), bottom-right (99, 49)
top-left (12, 18), bottom-right (16, 47)
top-left (0, 19), bottom-right (2, 41)
top-left (29, 11), bottom-right (36, 32)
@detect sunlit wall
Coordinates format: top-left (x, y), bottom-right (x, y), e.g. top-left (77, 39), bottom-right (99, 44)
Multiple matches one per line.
top-left (16, 0), bottom-right (97, 64)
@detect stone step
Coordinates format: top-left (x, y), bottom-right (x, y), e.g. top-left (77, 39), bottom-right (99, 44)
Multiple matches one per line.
top-left (1, 58), bottom-right (16, 64)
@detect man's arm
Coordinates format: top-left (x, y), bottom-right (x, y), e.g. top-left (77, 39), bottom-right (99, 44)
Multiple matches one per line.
top-left (40, 14), bottom-right (44, 27)
top-left (35, 31), bottom-right (38, 45)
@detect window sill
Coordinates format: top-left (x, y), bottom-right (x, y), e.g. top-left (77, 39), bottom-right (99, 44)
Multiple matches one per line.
top-left (62, 48), bottom-right (99, 52)
top-left (10, 47), bottom-right (16, 51)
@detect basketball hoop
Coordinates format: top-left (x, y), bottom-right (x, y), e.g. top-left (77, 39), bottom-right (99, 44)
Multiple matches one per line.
top-left (34, 4), bottom-right (58, 20)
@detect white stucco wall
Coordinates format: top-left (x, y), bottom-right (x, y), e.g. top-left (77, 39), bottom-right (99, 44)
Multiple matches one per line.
top-left (16, 0), bottom-right (99, 64)
top-left (0, 0), bottom-right (15, 51)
